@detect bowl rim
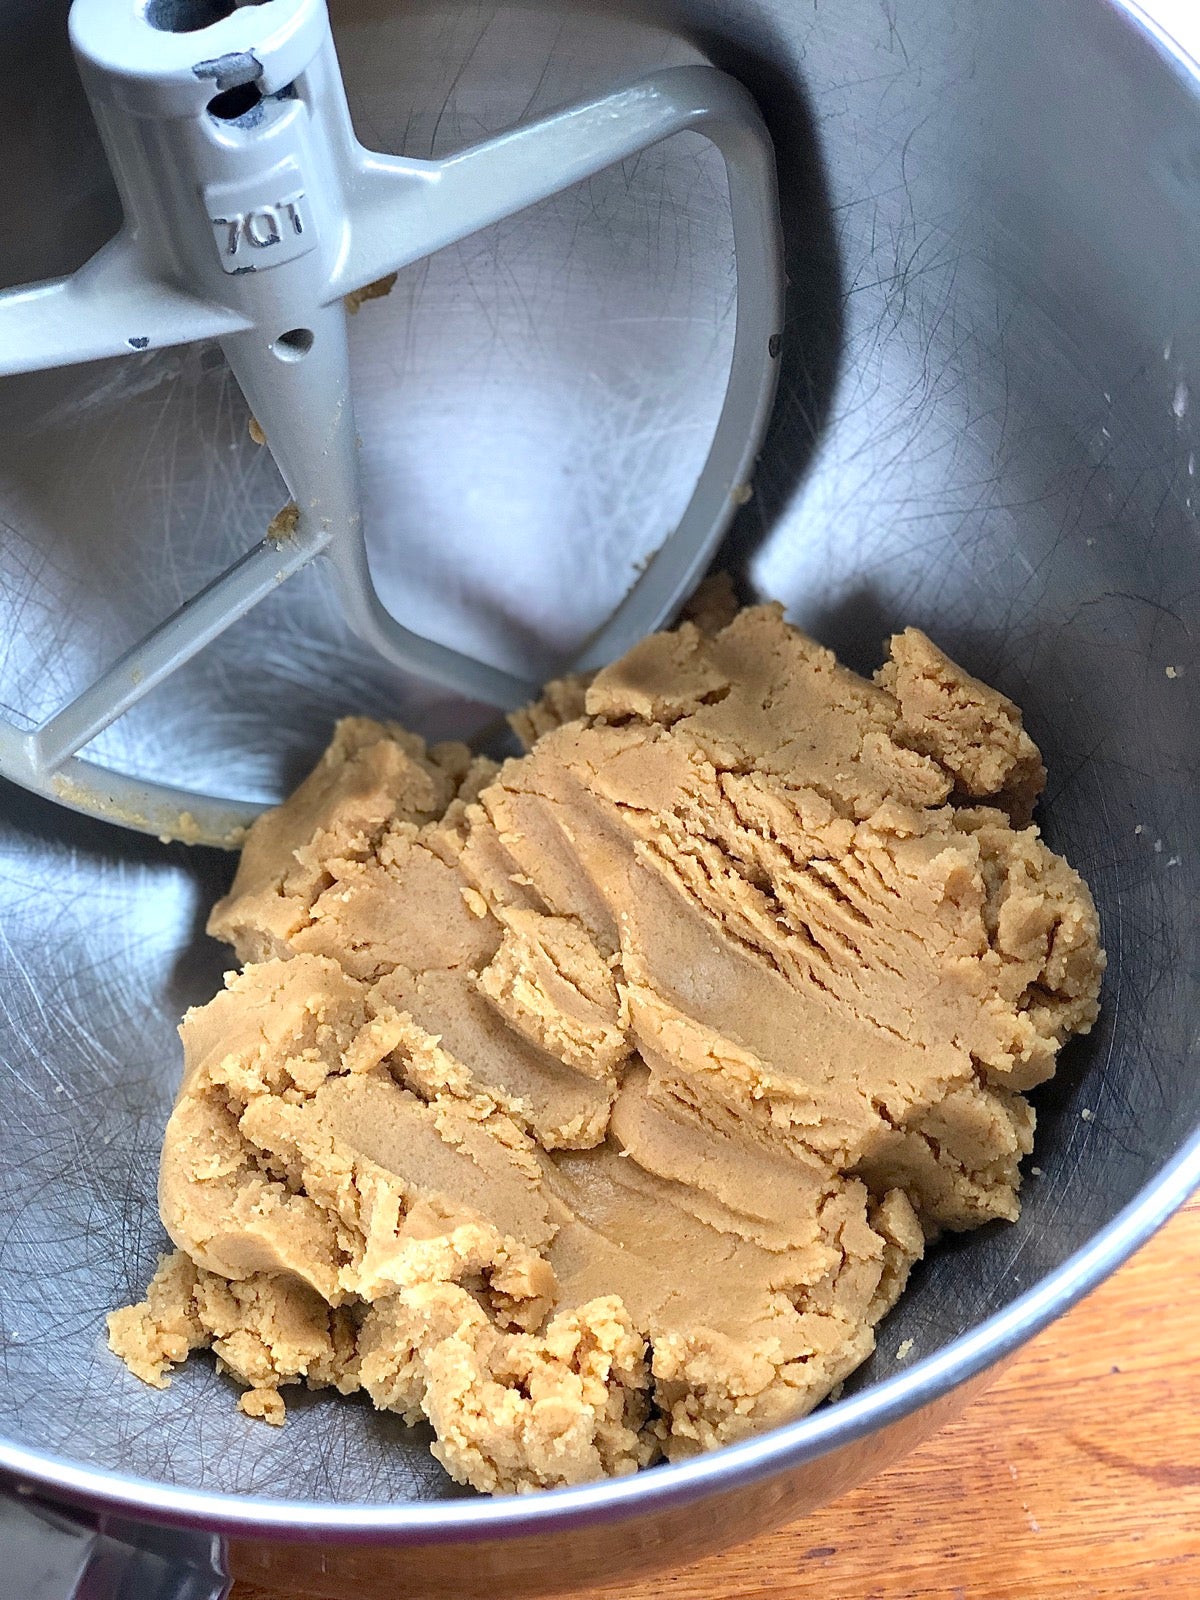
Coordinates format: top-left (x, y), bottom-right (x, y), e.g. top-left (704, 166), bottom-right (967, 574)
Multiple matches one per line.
top-left (2, 0), bottom-right (1198, 1548)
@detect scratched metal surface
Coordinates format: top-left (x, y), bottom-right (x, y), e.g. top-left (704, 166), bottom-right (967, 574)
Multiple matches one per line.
top-left (0, 0), bottom-right (1198, 1507)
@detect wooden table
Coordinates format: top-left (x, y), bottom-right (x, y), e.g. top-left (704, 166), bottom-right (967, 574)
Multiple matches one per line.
top-left (237, 1190), bottom-right (1200, 1600)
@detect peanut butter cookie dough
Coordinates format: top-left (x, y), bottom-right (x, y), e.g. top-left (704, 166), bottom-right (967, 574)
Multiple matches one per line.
top-left (109, 606), bottom-right (1104, 1493)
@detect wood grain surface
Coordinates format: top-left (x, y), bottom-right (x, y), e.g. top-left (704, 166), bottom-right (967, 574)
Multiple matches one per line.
top-left (237, 1190), bottom-right (1200, 1600)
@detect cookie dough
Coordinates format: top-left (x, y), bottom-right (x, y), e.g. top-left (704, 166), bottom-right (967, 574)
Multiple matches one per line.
top-left (109, 606), bottom-right (1104, 1493)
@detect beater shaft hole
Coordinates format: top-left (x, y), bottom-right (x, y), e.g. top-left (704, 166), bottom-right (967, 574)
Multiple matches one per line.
top-left (272, 328), bottom-right (315, 360)
top-left (146, 0), bottom-right (235, 33)
top-left (208, 82), bottom-right (263, 120)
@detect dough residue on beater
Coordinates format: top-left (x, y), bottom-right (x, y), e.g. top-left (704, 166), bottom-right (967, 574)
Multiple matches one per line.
top-left (343, 271), bottom-right (399, 314)
top-left (109, 604), bottom-right (1104, 1494)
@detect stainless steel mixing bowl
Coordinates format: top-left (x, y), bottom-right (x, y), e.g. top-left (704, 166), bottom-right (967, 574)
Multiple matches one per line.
top-left (1, 0), bottom-right (1198, 1595)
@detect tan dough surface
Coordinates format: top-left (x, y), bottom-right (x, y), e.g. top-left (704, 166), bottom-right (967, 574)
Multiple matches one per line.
top-left (110, 606), bottom-right (1103, 1494)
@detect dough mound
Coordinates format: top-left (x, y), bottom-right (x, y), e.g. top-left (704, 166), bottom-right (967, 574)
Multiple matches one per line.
top-left (110, 607), bottom-right (1104, 1493)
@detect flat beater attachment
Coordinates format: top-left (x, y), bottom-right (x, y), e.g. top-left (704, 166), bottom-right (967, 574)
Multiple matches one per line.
top-left (0, 0), bottom-right (783, 843)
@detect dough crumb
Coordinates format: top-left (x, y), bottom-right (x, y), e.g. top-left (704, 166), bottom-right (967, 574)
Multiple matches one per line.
top-left (112, 606), bottom-right (1103, 1493)
top-left (107, 1251), bottom-right (205, 1388)
top-left (267, 502), bottom-right (300, 545)
top-left (240, 1387), bottom-right (287, 1425)
top-left (344, 272), bottom-right (399, 314)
